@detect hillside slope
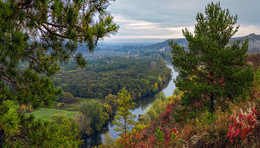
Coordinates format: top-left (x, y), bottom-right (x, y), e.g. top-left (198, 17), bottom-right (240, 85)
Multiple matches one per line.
top-left (229, 33), bottom-right (260, 53)
top-left (109, 53), bottom-right (260, 148)
top-left (142, 34), bottom-right (260, 53)
top-left (139, 53), bottom-right (260, 147)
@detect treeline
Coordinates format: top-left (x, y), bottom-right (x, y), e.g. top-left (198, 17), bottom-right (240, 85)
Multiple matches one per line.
top-left (52, 56), bottom-right (171, 99)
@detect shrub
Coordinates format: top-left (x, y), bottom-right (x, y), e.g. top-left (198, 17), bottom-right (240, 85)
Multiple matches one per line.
top-left (138, 114), bottom-right (151, 125)
top-left (60, 92), bottom-right (78, 104)
top-left (103, 132), bottom-right (115, 145)
top-left (56, 103), bottom-right (65, 109)
top-left (227, 106), bottom-right (259, 143)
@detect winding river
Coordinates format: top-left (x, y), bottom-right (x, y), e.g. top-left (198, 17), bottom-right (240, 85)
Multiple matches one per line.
top-left (81, 64), bottom-right (178, 148)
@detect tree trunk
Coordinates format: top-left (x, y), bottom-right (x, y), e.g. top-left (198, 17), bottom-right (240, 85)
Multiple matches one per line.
top-left (124, 118), bottom-right (126, 135)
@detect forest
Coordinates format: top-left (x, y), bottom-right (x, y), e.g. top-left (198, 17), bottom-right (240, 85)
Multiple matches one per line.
top-left (52, 56), bottom-right (171, 99)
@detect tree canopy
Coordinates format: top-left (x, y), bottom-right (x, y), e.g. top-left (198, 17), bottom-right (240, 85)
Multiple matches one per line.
top-left (170, 2), bottom-right (254, 116)
top-left (52, 56), bottom-right (171, 99)
top-left (0, 0), bottom-right (118, 146)
top-left (0, 0), bottom-right (119, 108)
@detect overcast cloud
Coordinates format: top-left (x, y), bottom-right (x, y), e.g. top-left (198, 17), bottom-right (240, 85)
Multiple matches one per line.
top-left (104, 0), bottom-right (260, 42)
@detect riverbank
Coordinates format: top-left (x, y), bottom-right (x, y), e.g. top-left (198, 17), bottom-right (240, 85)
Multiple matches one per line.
top-left (82, 64), bottom-right (178, 147)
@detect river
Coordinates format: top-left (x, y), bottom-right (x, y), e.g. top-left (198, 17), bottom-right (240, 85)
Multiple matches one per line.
top-left (81, 64), bottom-right (178, 148)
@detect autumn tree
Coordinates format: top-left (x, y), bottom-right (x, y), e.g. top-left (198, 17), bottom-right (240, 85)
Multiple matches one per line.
top-left (170, 2), bottom-right (254, 116)
top-left (0, 0), bottom-right (118, 146)
top-left (113, 88), bottom-right (136, 135)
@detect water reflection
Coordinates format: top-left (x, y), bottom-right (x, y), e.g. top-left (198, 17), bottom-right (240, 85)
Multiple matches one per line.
top-left (82, 64), bottom-right (178, 148)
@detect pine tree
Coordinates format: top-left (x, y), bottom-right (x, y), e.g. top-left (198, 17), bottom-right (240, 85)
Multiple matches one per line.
top-left (0, 0), bottom-right (118, 146)
top-left (170, 2), bottom-right (254, 116)
top-left (113, 88), bottom-right (136, 135)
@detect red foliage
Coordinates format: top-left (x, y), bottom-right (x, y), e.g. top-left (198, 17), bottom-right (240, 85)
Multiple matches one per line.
top-left (117, 128), bottom-right (179, 147)
top-left (117, 132), bottom-right (150, 148)
top-left (195, 102), bottom-right (201, 106)
top-left (166, 103), bottom-right (174, 110)
top-left (150, 136), bottom-right (155, 144)
top-left (227, 108), bottom-right (259, 143)
top-left (184, 129), bottom-right (190, 135)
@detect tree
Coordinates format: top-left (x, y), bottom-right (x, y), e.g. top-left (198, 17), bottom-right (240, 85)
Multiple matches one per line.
top-left (169, 2), bottom-right (254, 116)
top-left (105, 93), bottom-right (118, 112)
top-left (60, 92), bottom-right (77, 104)
top-left (50, 114), bottom-right (83, 147)
top-left (79, 100), bottom-right (109, 132)
top-left (75, 113), bottom-right (92, 135)
top-left (113, 88), bottom-right (136, 135)
top-left (0, 0), bottom-right (118, 146)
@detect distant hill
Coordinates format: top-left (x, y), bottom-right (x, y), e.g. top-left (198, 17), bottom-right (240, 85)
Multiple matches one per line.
top-left (229, 33), bottom-right (260, 53)
top-left (140, 38), bottom-right (188, 52)
top-left (141, 33), bottom-right (260, 53)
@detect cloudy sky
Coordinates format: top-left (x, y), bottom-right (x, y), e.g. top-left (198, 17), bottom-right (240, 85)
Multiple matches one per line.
top-left (104, 0), bottom-right (260, 42)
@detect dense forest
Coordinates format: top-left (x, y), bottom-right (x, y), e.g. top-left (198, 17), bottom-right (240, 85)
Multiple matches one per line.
top-left (52, 56), bottom-right (171, 99)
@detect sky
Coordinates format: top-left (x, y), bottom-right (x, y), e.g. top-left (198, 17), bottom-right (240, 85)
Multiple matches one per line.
top-left (103, 0), bottom-right (260, 43)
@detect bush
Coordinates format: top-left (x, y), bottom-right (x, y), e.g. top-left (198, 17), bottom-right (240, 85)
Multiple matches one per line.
top-left (56, 103), bottom-right (65, 109)
top-left (138, 114), bottom-right (151, 125)
top-left (103, 132), bottom-right (115, 145)
top-left (60, 92), bottom-right (78, 104)
top-left (227, 105), bottom-right (259, 143)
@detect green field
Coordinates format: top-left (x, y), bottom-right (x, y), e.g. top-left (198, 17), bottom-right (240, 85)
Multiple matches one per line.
top-left (25, 98), bottom-right (103, 120)
top-left (26, 108), bottom-right (79, 121)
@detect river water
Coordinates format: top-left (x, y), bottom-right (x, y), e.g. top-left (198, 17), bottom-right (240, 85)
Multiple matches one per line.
top-left (82, 64), bottom-right (178, 148)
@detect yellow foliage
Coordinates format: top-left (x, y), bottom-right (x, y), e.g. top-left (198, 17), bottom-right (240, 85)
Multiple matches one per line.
top-left (29, 105), bottom-right (33, 112)
top-left (132, 123), bottom-right (150, 134)
top-left (19, 105), bottom-right (26, 112)
top-left (166, 96), bottom-right (174, 102)
top-left (154, 82), bottom-right (158, 90)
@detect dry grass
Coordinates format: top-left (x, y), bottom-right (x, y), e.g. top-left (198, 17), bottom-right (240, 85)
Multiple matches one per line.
top-left (246, 53), bottom-right (260, 72)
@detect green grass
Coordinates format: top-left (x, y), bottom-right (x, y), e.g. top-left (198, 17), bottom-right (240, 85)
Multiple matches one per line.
top-left (26, 108), bottom-right (79, 121)
top-left (25, 97), bottom-right (103, 121)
